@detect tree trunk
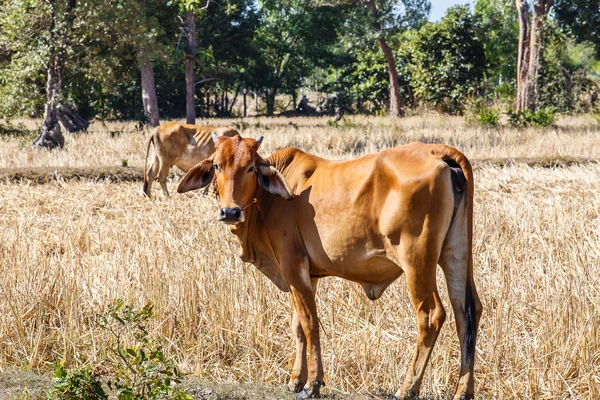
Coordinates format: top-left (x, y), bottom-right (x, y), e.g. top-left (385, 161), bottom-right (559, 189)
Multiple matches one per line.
top-left (33, 0), bottom-right (77, 149)
top-left (140, 57), bottom-right (160, 127)
top-left (516, 0), bottom-right (554, 112)
top-left (185, 12), bottom-right (196, 124)
top-left (359, 0), bottom-right (404, 117)
top-left (229, 84), bottom-right (241, 115)
top-left (243, 90), bottom-right (247, 117)
top-left (292, 91), bottom-right (297, 111)
top-left (378, 38), bottom-right (404, 117)
top-left (266, 88), bottom-right (276, 116)
top-left (33, 53), bottom-right (65, 149)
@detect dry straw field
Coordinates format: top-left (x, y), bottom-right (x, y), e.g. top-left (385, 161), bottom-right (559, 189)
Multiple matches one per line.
top-left (0, 115), bottom-right (599, 398)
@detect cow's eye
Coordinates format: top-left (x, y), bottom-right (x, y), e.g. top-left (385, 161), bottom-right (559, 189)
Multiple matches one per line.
top-left (247, 166), bottom-right (255, 173)
top-left (214, 164), bottom-right (220, 171)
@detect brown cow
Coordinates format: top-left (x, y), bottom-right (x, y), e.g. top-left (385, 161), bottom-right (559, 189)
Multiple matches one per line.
top-left (142, 121), bottom-right (239, 198)
top-left (178, 134), bottom-right (482, 400)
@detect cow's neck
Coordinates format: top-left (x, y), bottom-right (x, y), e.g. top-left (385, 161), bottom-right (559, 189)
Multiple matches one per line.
top-left (228, 186), bottom-right (277, 264)
top-left (228, 148), bottom-right (300, 266)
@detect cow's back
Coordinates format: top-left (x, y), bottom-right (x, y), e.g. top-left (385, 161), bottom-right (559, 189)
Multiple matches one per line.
top-left (273, 143), bottom-right (456, 282)
top-left (175, 124), bottom-right (240, 171)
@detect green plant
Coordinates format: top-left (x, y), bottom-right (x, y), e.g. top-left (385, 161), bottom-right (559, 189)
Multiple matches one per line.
top-left (47, 364), bottom-right (106, 400)
top-left (48, 300), bottom-right (191, 400)
top-left (477, 107), bottom-right (500, 126)
top-left (506, 108), bottom-right (556, 128)
top-left (100, 300), bottom-right (191, 400)
top-left (465, 97), bottom-right (499, 126)
top-left (121, 159), bottom-right (129, 167)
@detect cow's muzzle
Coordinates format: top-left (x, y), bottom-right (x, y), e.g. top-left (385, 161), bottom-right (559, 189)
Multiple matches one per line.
top-left (218, 207), bottom-right (243, 224)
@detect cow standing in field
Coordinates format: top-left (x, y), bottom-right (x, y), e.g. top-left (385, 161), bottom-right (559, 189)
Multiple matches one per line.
top-left (142, 122), bottom-right (239, 198)
top-left (178, 134), bottom-right (482, 400)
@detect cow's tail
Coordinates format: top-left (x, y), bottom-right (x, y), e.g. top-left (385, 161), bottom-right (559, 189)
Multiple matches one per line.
top-left (143, 130), bottom-right (157, 197)
top-left (434, 145), bottom-right (478, 367)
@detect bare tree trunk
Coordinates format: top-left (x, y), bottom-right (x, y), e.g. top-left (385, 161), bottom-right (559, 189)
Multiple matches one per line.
top-left (354, 0), bottom-right (404, 117)
top-left (378, 39), bottom-right (404, 117)
top-left (516, 0), bottom-right (553, 112)
top-left (33, 53), bottom-right (65, 149)
top-left (229, 84), bottom-right (241, 115)
top-left (33, 0), bottom-right (77, 149)
top-left (140, 57), bottom-right (160, 127)
top-left (185, 12), bottom-right (196, 124)
top-left (266, 88), bottom-right (276, 116)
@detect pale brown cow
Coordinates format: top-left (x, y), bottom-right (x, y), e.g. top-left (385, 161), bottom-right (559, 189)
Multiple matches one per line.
top-left (178, 134), bottom-right (482, 400)
top-left (142, 121), bottom-right (239, 198)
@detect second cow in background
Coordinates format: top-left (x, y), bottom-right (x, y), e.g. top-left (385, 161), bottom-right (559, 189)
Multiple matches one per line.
top-left (143, 122), bottom-right (239, 198)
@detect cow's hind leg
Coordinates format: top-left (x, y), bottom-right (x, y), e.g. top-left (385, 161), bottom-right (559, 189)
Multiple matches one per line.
top-left (394, 258), bottom-right (446, 400)
top-left (157, 160), bottom-right (172, 199)
top-left (288, 279), bottom-right (319, 393)
top-left (439, 247), bottom-right (482, 400)
top-left (143, 154), bottom-right (159, 198)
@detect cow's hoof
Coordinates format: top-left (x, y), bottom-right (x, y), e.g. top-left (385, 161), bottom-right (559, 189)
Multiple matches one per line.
top-left (287, 379), bottom-right (306, 393)
top-left (294, 381), bottom-right (324, 399)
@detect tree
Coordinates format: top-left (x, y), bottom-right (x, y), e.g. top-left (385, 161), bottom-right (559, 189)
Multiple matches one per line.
top-left (185, 11), bottom-right (196, 124)
top-left (333, 0), bottom-right (430, 117)
top-left (33, 0), bottom-right (78, 149)
top-left (516, 0), bottom-right (554, 112)
top-left (194, 0), bottom-right (260, 117)
top-left (474, 0), bottom-right (519, 83)
top-left (0, 0), bottom-right (179, 138)
top-left (176, 1), bottom-right (216, 123)
top-left (254, 0), bottom-right (343, 115)
top-left (554, 0), bottom-right (600, 57)
top-left (134, 0), bottom-right (180, 127)
top-left (404, 5), bottom-right (487, 113)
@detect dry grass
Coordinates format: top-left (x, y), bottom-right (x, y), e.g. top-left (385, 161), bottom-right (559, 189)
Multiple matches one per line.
top-left (1, 114), bottom-right (599, 169)
top-left (0, 115), bottom-right (599, 398)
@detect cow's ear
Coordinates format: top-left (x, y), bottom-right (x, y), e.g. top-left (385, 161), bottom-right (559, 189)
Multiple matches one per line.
top-left (178, 158), bottom-right (214, 193)
top-left (256, 158), bottom-right (294, 200)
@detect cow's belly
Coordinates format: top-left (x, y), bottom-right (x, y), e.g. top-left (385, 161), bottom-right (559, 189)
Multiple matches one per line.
top-left (303, 220), bottom-right (404, 300)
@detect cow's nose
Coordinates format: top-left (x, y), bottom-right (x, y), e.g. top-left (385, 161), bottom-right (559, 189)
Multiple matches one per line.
top-left (218, 207), bottom-right (242, 223)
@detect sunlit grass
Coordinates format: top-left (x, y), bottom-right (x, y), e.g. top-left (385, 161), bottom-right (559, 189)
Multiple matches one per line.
top-left (0, 115), bottom-right (599, 398)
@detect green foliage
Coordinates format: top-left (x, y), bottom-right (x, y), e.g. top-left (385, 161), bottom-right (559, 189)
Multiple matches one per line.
top-left (477, 106), bottom-right (500, 126)
top-left (47, 300), bottom-right (191, 400)
top-left (538, 21), bottom-right (599, 113)
top-left (252, 0), bottom-right (345, 114)
top-left (48, 364), bottom-right (106, 400)
top-left (506, 108), bottom-right (556, 128)
top-left (465, 97), bottom-right (499, 126)
top-left (474, 0), bottom-right (518, 83)
top-left (403, 5), bottom-right (487, 113)
top-left (554, 0), bottom-right (600, 57)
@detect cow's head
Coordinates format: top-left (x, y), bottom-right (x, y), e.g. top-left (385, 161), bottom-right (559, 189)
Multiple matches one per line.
top-left (178, 134), bottom-right (293, 224)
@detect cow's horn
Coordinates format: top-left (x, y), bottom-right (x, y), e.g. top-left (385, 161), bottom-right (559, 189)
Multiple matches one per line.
top-left (211, 132), bottom-right (219, 144)
top-left (256, 136), bottom-right (264, 148)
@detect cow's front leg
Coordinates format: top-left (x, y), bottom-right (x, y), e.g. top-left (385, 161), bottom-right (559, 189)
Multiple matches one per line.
top-left (288, 278), bottom-right (319, 394)
top-left (288, 310), bottom-right (307, 393)
top-left (286, 272), bottom-right (324, 399)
